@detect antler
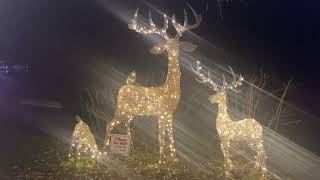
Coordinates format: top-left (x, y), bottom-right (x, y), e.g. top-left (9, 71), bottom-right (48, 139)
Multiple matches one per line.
top-left (221, 66), bottom-right (244, 93)
top-left (190, 61), bottom-right (219, 91)
top-left (172, 3), bottom-right (202, 38)
top-left (190, 61), bottom-right (244, 92)
top-left (128, 8), bottom-right (169, 39)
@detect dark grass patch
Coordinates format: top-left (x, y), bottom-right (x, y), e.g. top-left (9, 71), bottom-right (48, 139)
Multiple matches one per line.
top-left (11, 136), bottom-right (275, 180)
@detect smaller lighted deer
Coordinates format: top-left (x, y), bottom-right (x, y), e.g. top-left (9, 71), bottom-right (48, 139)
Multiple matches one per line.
top-left (69, 115), bottom-right (102, 161)
top-left (191, 61), bottom-right (267, 176)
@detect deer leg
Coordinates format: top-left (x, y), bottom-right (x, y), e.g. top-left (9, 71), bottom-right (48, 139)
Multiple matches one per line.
top-left (220, 139), bottom-right (232, 176)
top-left (249, 138), bottom-right (267, 176)
top-left (166, 114), bottom-right (176, 161)
top-left (103, 122), bottom-right (112, 152)
top-left (255, 139), bottom-right (267, 176)
top-left (124, 115), bottom-right (133, 136)
top-left (124, 115), bottom-right (134, 148)
top-left (103, 115), bottom-right (121, 152)
top-left (158, 116), bottom-right (165, 164)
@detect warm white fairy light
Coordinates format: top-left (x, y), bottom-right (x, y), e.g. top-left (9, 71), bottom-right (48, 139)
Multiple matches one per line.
top-left (128, 9), bottom-right (169, 39)
top-left (69, 115), bottom-right (102, 161)
top-left (191, 62), bottom-right (267, 177)
top-left (104, 4), bottom-right (202, 164)
top-left (172, 4), bottom-right (202, 38)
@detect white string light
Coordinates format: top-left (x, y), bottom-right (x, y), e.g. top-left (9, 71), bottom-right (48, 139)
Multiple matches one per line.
top-left (104, 5), bottom-right (202, 164)
top-left (191, 61), bottom-right (267, 177)
top-left (69, 116), bottom-right (103, 161)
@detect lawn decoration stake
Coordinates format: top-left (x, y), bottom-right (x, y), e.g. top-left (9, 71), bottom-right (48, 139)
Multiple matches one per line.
top-left (104, 4), bottom-right (202, 164)
top-left (191, 61), bottom-right (267, 176)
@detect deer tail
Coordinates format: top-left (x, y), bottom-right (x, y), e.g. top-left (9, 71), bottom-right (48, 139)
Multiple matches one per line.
top-left (126, 71), bottom-right (136, 85)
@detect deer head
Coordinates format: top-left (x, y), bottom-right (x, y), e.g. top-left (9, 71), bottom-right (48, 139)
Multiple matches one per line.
top-left (128, 4), bottom-right (202, 55)
top-left (190, 61), bottom-right (244, 104)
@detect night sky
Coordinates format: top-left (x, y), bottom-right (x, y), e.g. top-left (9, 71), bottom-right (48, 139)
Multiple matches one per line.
top-left (0, 0), bottom-right (320, 142)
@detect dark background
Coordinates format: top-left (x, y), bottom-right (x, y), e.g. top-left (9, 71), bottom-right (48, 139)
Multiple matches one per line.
top-left (0, 0), bottom-right (319, 151)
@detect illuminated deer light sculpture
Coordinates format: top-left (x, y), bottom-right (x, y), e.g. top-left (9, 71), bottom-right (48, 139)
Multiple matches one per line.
top-left (69, 115), bottom-right (102, 161)
top-left (191, 61), bottom-right (267, 176)
top-left (104, 5), bottom-right (202, 164)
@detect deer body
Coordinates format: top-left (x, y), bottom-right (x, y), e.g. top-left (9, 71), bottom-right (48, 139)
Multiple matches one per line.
top-left (115, 40), bottom-right (181, 117)
top-left (211, 91), bottom-right (266, 176)
top-left (104, 5), bottom-right (201, 164)
top-left (213, 91), bottom-right (263, 141)
top-left (69, 116), bottom-right (102, 161)
top-left (191, 62), bottom-right (267, 176)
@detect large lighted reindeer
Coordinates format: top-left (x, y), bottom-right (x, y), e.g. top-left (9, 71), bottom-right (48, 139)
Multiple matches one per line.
top-left (104, 5), bottom-right (202, 164)
top-left (191, 61), bottom-right (267, 176)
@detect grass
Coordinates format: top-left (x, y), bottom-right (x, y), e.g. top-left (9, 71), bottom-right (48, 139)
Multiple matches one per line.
top-left (239, 71), bottom-right (294, 130)
top-left (11, 136), bottom-right (274, 180)
top-left (10, 72), bottom-right (293, 179)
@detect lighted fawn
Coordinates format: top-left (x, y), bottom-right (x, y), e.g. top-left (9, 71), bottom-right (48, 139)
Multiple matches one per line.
top-left (191, 61), bottom-right (267, 176)
top-left (69, 115), bottom-right (102, 161)
top-left (104, 5), bottom-right (202, 164)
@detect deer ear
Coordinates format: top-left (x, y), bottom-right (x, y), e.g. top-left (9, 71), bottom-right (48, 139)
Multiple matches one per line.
top-left (180, 41), bottom-right (197, 52)
top-left (149, 43), bottom-right (165, 54)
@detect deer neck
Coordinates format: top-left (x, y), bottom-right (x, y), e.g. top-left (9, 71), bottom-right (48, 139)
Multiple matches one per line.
top-left (165, 47), bottom-right (181, 88)
top-left (216, 100), bottom-right (231, 125)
